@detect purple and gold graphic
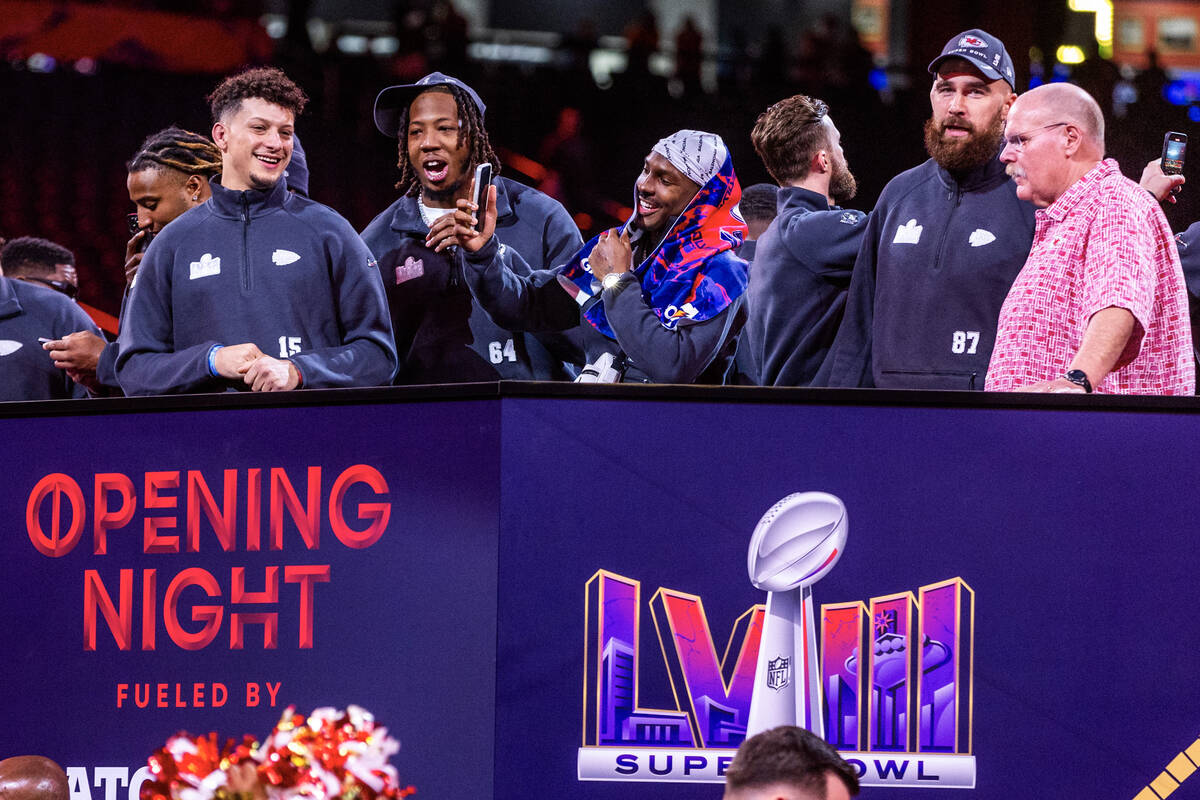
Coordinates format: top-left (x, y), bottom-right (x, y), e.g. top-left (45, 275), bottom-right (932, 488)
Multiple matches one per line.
top-left (866, 592), bottom-right (919, 751)
top-left (583, 571), bottom-right (695, 747)
top-left (821, 602), bottom-right (871, 751)
top-left (579, 492), bottom-right (974, 786)
top-left (918, 579), bottom-right (974, 753)
top-left (649, 588), bottom-right (762, 748)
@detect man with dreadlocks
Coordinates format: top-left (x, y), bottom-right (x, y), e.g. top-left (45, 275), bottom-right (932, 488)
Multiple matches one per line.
top-left (447, 129), bottom-right (749, 383)
top-left (117, 67), bottom-right (396, 394)
top-left (42, 126), bottom-right (223, 392)
top-left (362, 72), bottom-right (582, 383)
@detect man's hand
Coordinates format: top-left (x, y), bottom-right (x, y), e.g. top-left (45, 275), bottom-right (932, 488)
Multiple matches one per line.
top-left (43, 331), bottom-right (106, 374)
top-left (587, 228), bottom-right (633, 281)
top-left (124, 230), bottom-right (149, 284)
top-left (1017, 378), bottom-right (1087, 393)
top-left (1140, 159), bottom-right (1185, 204)
top-left (427, 183), bottom-right (498, 253)
top-left (242, 355), bottom-right (300, 391)
top-left (212, 343), bottom-right (265, 379)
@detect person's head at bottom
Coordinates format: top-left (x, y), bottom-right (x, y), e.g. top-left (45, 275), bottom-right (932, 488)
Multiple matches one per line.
top-left (723, 726), bottom-right (860, 800)
top-left (0, 756), bottom-right (68, 800)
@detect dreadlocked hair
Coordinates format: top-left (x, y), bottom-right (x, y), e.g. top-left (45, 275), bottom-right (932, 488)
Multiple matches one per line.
top-left (394, 84), bottom-right (500, 197)
top-left (127, 127), bottom-right (222, 178)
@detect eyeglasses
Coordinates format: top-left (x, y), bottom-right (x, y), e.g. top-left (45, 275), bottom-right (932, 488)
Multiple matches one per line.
top-left (1002, 122), bottom-right (1069, 153)
top-left (16, 275), bottom-right (78, 300)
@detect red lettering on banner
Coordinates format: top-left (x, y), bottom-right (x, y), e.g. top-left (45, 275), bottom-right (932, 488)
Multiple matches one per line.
top-left (115, 680), bottom-right (265, 709)
top-left (329, 465), bottom-right (390, 548)
top-left (141, 568), bottom-right (156, 650)
top-left (84, 569), bottom-right (132, 650)
top-left (230, 567), bottom-right (280, 649)
top-left (247, 468), bottom-right (262, 551)
top-left (270, 467), bottom-right (321, 550)
top-left (186, 470), bottom-right (238, 552)
top-left (93, 473), bottom-right (135, 555)
top-left (86, 566), bottom-right (331, 651)
top-left (285, 564), bottom-right (331, 648)
top-left (27, 473), bottom-right (86, 557)
top-left (144, 472), bottom-right (181, 554)
top-left (266, 681), bottom-right (281, 705)
top-left (164, 567), bottom-right (222, 650)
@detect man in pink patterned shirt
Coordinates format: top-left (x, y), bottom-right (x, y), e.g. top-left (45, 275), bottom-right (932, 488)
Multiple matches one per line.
top-left (986, 83), bottom-right (1194, 394)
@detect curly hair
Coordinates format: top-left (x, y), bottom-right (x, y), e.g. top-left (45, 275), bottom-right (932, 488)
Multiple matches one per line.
top-left (751, 94), bottom-right (832, 186)
top-left (127, 126), bottom-right (222, 178)
top-left (207, 67), bottom-right (308, 123)
top-left (1, 236), bottom-right (74, 278)
top-left (394, 84), bottom-right (500, 197)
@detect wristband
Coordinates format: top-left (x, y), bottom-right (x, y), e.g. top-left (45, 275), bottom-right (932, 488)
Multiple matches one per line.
top-left (207, 345), bottom-right (223, 377)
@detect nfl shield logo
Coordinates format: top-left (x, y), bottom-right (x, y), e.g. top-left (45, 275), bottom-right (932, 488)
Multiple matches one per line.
top-left (766, 656), bottom-right (790, 691)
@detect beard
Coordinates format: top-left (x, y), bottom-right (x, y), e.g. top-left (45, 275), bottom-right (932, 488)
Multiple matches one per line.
top-left (829, 157), bottom-right (858, 204)
top-left (923, 112), bottom-right (1005, 172)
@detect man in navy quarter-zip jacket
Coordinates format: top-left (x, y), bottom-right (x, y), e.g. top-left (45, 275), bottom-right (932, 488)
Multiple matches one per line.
top-left (742, 95), bottom-right (867, 386)
top-left (817, 29), bottom-right (1035, 390)
top-left (116, 68), bottom-right (397, 395)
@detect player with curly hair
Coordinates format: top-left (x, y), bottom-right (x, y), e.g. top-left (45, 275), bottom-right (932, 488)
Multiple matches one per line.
top-left (116, 67), bottom-right (396, 395)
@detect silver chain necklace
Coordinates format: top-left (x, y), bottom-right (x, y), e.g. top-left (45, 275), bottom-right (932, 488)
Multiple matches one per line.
top-left (418, 192), bottom-right (452, 229)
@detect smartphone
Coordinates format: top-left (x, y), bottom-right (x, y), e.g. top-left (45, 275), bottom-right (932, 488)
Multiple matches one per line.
top-left (470, 162), bottom-right (492, 232)
top-left (127, 213), bottom-right (154, 251)
top-left (1163, 131), bottom-right (1187, 175)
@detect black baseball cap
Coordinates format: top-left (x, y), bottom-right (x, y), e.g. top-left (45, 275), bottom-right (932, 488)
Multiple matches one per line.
top-left (373, 72), bottom-right (486, 137)
top-left (928, 29), bottom-right (1016, 90)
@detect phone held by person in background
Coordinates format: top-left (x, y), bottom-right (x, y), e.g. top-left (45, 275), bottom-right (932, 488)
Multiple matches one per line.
top-left (470, 162), bottom-right (492, 232)
top-left (1163, 131), bottom-right (1187, 175)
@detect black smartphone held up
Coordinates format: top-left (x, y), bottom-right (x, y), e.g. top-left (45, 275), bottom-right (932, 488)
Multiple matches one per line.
top-left (1163, 131), bottom-right (1187, 175)
top-left (126, 213), bottom-right (154, 251)
top-left (470, 162), bottom-right (492, 232)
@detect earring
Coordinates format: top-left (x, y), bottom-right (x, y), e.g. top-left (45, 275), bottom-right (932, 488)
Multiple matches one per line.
top-left (192, 193), bottom-right (200, 201)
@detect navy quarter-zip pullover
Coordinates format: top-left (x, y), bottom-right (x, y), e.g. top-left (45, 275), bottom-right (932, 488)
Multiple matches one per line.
top-left (116, 175), bottom-right (397, 395)
top-left (819, 155), bottom-right (1035, 390)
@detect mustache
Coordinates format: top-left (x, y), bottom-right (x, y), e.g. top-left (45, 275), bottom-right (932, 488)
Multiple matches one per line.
top-left (941, 119), bottom-right (976, 134)
top-left (1005, 164), bottom-right (1025, 179)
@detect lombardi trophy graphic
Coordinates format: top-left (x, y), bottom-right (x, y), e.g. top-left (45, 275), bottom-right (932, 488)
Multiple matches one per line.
top-left (745, 492), bottom-right (848, 738)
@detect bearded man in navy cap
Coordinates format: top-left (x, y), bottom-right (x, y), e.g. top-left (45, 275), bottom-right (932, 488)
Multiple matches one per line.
top-left (362, 73), bottom-right (583, 383)
top-left (818, 29), bottom-right (1037, 390)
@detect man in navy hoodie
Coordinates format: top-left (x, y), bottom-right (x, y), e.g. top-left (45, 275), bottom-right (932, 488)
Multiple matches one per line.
top-left (116, 68), bottom-right (397, 395)
top-left (818, 29), bottom-right (1035, 390)
top-left (743, 94), bottom-right (867, 386)
top-left (0, 238), bottom-right (101, 401)
top-left (363, 72), bottom-right (582, 383)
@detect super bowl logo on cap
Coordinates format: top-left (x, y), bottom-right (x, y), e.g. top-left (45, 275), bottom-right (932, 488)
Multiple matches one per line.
top-left (959, 35), bottom-right (986, 48)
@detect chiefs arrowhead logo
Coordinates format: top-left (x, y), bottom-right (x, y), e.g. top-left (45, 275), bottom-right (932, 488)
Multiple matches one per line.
top-left (959, 36), bottom-right (986, 48)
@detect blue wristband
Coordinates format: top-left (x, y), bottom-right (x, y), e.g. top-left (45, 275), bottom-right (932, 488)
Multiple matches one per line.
top-left (207, 345), bottom-right (223, 377)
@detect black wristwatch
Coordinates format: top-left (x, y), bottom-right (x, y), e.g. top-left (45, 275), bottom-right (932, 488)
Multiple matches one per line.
top-left (1063, 369), bottom-right (1093, 393)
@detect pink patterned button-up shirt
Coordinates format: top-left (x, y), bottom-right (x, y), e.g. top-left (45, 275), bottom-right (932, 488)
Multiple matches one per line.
top-left (986, 159), bottom-right (1194, 394)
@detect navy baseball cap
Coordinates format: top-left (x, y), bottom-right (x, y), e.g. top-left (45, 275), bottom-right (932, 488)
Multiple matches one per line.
top-left (373, 72), bottom-right (486, 137)
top-left (928, 29), bottom-right (1015, 90)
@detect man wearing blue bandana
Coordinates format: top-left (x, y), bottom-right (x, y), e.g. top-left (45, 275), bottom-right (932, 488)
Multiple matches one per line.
top-left (447, 130), bottom-right (750, 384)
